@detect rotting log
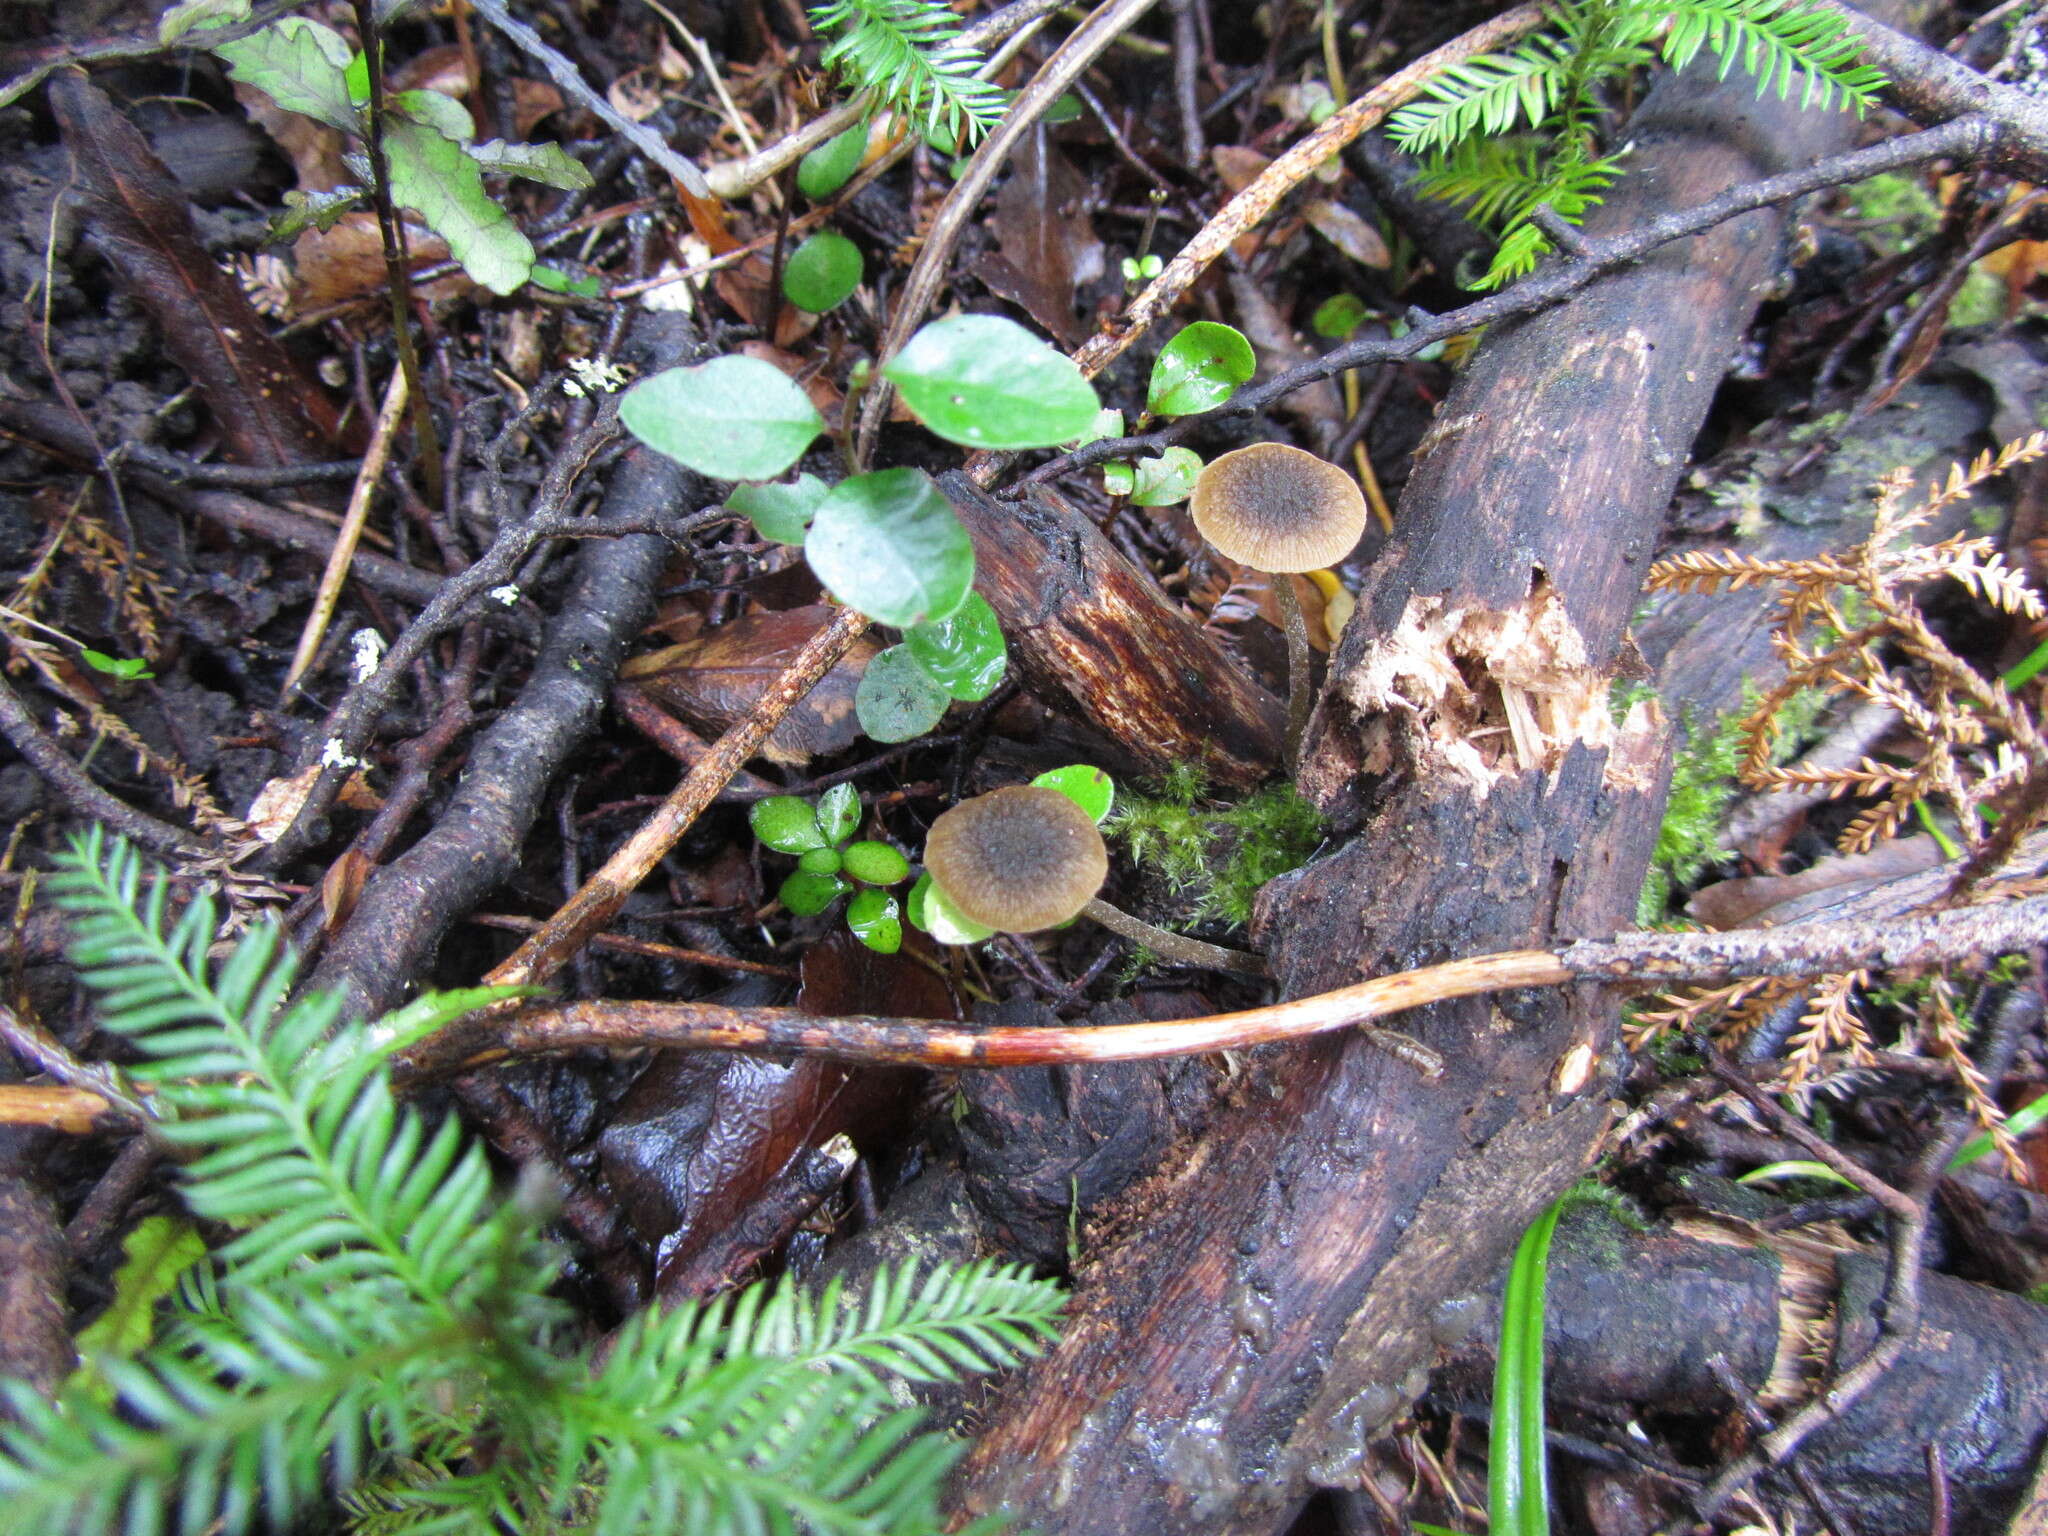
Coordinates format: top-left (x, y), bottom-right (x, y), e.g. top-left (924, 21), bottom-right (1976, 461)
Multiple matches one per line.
top-left (952, 39), bottom-right (1902, 1536)
top-left (940, 473), bottom-right (1285, 790)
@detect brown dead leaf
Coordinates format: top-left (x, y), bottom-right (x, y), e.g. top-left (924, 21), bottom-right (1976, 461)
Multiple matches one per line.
top-left (234, 82), bottom-right (351, 191)
top-left (620, 606), bottom-right (880, 765)
top-left (320, 847), bottom-right (373, 933)
top-left (971, 123), bottom-right (1101, 349)
top-left (1686, 836), bottom-right (1944, 929)
top-left (1211, 145), bottom-right (1270, 195)
top-left (293, 212), bottom-right (469, 310)
top-left (1304, 198), bottom-right (1390, 268)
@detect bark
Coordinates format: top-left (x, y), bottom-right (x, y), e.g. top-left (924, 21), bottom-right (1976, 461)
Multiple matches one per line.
top-left (953, 38), bottom-right (1898, 1536)
top-left (940, 473), bottom-right (1286, 790)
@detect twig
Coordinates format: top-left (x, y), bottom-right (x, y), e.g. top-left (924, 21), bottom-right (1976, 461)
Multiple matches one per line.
top-left (466, 911), bottom-right (797, 980)
top-left (0, 1084), bottom-right (129, 1133)
top-left (481, 604), bottom-right (872, 990)
top-left (403, 894), bottom-right (2048, 1077)
top-left (854, 0), bottom-right (1167, 465)
top-left (1702, 1053), bottom-right (1918, 1218)
top-left (281, 366), bottom-right (409, 700)
top-left (465, 0), bottom-right (711, 197)
top-left (1022, 114), bottom-right (1998, 486)
top-left (1066, 3), bottom-right (1549, 384)
top-left (0, 1001), bottom-right (154, 1126)
top-left (0, 672), bottom-right (210, 858)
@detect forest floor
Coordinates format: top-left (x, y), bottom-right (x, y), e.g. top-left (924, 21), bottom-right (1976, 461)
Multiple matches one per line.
top-left (4, 0), bottom-right (2048, 1533)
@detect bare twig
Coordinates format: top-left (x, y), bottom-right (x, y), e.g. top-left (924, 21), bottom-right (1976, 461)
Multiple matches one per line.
top-left (403, 894), bottom-right (2048, 1078)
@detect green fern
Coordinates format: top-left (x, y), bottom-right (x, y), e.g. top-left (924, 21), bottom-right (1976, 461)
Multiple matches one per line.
top-left (0, 830), bottom-right (1063, 1535)
top-left (1388, 0), bottom-right (1885, 288)
top-left (809, 0), bottom-right (1008, 149)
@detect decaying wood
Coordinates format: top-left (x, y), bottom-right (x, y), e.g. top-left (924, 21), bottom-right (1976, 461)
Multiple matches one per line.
top-left (952, 38), bottom-right (1901, 1534)
top-left (940, 472), bottom-right (1285, 789)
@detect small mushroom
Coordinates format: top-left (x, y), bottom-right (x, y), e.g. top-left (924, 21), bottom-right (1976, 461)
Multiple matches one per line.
top-left (1190, 442), bottom-right (1368, 766)
top-left (923, 786), bottom-right (1264, 975)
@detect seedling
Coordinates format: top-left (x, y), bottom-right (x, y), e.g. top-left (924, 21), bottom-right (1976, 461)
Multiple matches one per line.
top-left (909, 772), bottom-right (1265, 975)
top-left (1190, 443), bottom-right (1369, 762)
top-left (751, 783), bottom-right (911, 953)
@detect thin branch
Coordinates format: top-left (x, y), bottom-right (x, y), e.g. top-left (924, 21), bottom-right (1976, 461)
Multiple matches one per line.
top-left (401, 894), bottom-right (2048, 1078)
top-left (1025, 113), bottom-right (1998, 487)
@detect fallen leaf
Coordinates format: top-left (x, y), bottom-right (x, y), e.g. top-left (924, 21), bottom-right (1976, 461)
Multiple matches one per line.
top-left (1304, 198), bottom-right (1390, 268)
top-left (971, 123), bottom-right (1101, 348)
top-left (1687, 836), bottom-right (1944, 929)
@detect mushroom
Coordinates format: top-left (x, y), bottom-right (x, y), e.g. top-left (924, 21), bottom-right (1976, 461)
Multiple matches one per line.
top-left (923, 786), bottom-right (1264, 975)
top-left (1189, 442), bottom-right (1368, 766)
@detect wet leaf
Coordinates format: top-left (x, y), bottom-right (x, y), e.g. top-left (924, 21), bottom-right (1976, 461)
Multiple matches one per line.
top-left (1149, 322), bottom-right (1256, 417)
top-left (903, 592), bottom-right (1006, 701)
top-left (751, 795), bottom-right (827, 854)
top-left (620, 357), bottom-right (825, 481)
top-left (855, 644), bottom-right (952, 742)
top-left (972, 124), bottom-right (1100, 348)
top-left (842, 840), bottom-right (910, 886)
top-left (781, 868), bottom-right (851, 915)
top-left (884, 315), bottom-right (1099, 449)
top-left (846, 888), bottom-right (903, 953)
top-left (807, 469), bottom-right (974, 628)
top-left (1126, 447), bottom-right (1204, 507)
top-left (816, 783), bottom-right (861, 846)
top-left (1031, 765), bottom-right (1114, 824)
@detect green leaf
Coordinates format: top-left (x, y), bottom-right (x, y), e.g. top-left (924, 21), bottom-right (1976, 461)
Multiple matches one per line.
top-left (79, 648), bottom-right (152, 681)
top-left (884, 315), bottom-right (1100, 449)
top-left (620, 357), bottom-right (825, 482)
top-left (267, 186), bottom-right (365, 243)
top-left (855, 644), bottom-right (953, 742)
top-left (1147, 321), bottom-right (1256, 417)
top-left (383, 112), bottom-right (534, 295)
top-left (395, 87), bottom-right (474, 142)
top-left (209, 17), bottom-right (359, 132)
top-left (467, 138), bottom-right (596, 190)
top-left (1312, 293), bottom-right (1369, 340)
top-left (807, 468), bottom-right (974, 628)
top-left (1125, 446), bottom-right (1204, 507)
top-left (751, 795), bottom-right (827, 853)
top-left (68, 1218), bottom-right (209, 1404)
top-left (798, 121), bottom-right (870, 200)
top-left (729, 473), bottom-right (828, 544)
top-left (799, 846), bottom-right (845, 876)
top-left (845, 888), bottom-right (902, 953)
top-left (528, 263), bottom-right (602, 297)
top-left (1103, 461), bottom-right (1135, 496)
top-left (903, 592), bottom-right (1006, 701)
top-left (816, 782), bottom-right (861, 846)
top-left (780, 868), bottom-right (851, 916)
top-left (842, 840), bottom-right (910, 886)
top-left (1491, 1198), bottom-right (1562, 1536)
top-left (906, 870), bottom-right (934, 933)
top-left (1735, 1160), bottom-right (1856, 1189)
top-left (344, 46), bottom-right (369, 105)
top-left (1950, 1093), bottom-right (2048, 1169)
top-left (1031, 765), bottom-right (1113, 824)
top-left (159, 0), bottom-right (249, 45)
top-left (783, 230), bottom-right (864, 311)
top-left (1077, 406), bottom-right (1124, 447)
top-left (366, 983), bottom-right (538, 1058)
top-left (920, 873), bottom-right (995, 945)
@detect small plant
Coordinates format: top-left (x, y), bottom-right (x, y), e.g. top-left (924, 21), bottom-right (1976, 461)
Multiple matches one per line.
top-left (808, 0), bottom-right (1009, 150)
top-left (1386, 0), bottom-right (1885, 287)
top-left (162, 0), bottom-right (594, 296)
top-left (751, 782), bottom-right (913, 952)
top-left (0, 830), bottom-right (1063, 1534)
top-left (620, 313), bottom-right (1095, 744)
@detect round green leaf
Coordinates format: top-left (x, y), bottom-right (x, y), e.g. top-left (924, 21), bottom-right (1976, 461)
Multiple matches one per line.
top-left (806, 469), bottom-right (974, 629)
top-left (903, 592), bottom-right (1007, 701)
top-left (921, 875), bottom-right (995, 945)
top-left (842, 840), bottom-right (910, 886)
top-left (797, 121), bottom-right (868, 200)
top-left (728, 473), bottom-right (827, 544)
top-left (1147, 322), bottom-right (1256, 418)
top-left (884, 315), bottom-right (1100, 449)
top-left (1126, 447), bottom-right (1204, 507)
top-left (619, 357), bottom-right (823, 482)
top-left (1103, 461), bottom-right (1135, 497)
top-left (906, 871), bottom-right (934, 933)
top-left (782, 231), bottom-right (863, 312)
top-left (780, 869), bottom-right (850, 916)
top-left (815, 782), bottom-right (860, 846)
top-left (845, 887), bottom-right (902, 953)
top-left (1031, 765), bottom-right (1114, 824)
top-left (1312, 293), bottom-right (1369, 340)
top-left (798, 846), bottom-right (843, 876)
top-left (750, 795), bottom-right (826, 853)
top-left (855, 644), bottom-right (952, 743)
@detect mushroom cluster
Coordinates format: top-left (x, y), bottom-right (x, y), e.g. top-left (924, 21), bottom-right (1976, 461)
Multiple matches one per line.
top-left (1189, 443), bottom-right (1367, 764)
top-left (921, 786), bottom-right (1264, 975)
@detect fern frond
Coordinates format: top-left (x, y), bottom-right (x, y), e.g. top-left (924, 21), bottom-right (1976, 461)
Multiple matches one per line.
top-left (1650, 0), bottom-right (1886, 110)
top-left (809, 0), bottom-right (1007, 147)
top-left (1386, 32), bottom-right (1577, 156)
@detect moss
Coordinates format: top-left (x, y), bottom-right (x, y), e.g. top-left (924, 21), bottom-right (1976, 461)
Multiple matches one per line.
top-left (1637, 684), bottom-right (1827, 924)
top-left (1109, 766), bottom-right (1325, 929)
top-left (1840, 173), bottom-right (1939, 256)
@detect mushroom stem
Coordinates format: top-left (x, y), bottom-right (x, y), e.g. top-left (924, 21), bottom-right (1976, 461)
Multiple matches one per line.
top-left (1272, 574), bottom-right (1313, 765)
top-left (1080, 897), bottom-right (1268, 976)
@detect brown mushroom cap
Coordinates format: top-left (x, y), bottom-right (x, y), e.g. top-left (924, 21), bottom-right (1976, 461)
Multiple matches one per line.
top-left (924, 786), bottom-right (1109, 933)
top-left (1189, 442), bottom-right (1368, 574)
